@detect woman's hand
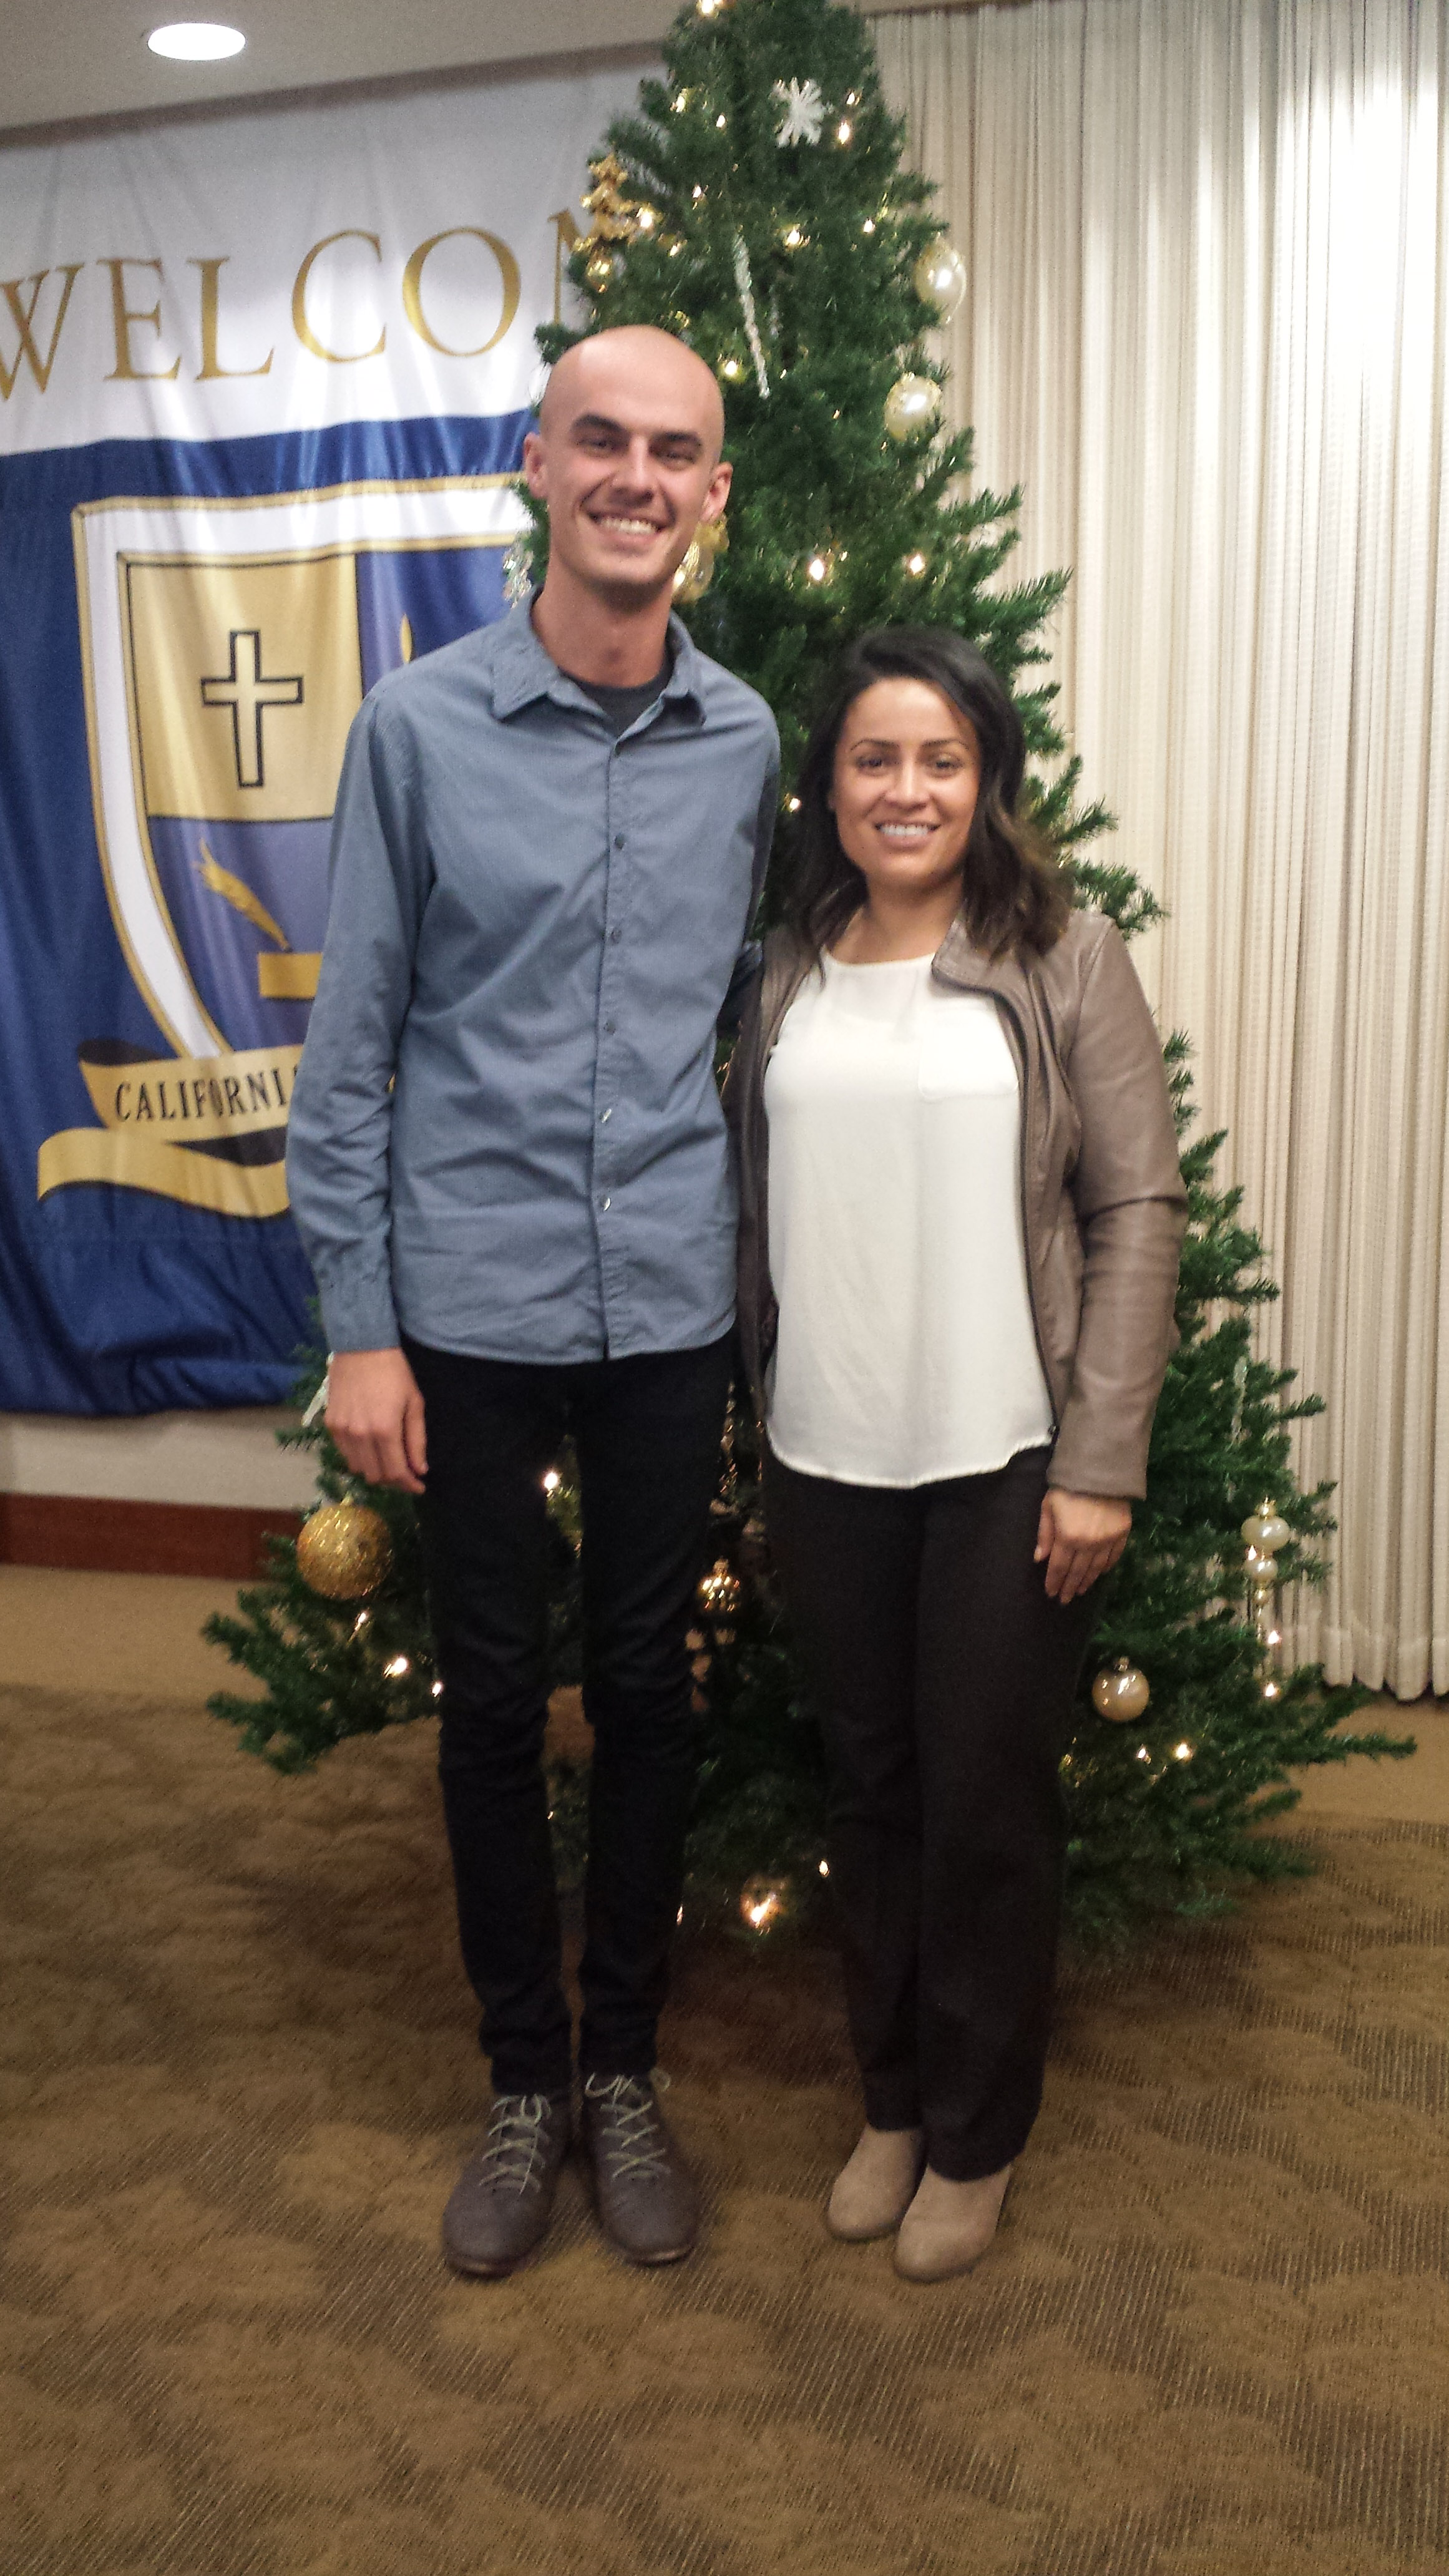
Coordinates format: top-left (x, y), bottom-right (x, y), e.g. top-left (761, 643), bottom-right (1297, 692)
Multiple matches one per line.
top-left (1035, 1488), bottom-right (1131, 1603)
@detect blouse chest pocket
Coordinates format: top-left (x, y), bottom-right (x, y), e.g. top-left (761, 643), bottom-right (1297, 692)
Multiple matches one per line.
top-left (916, 1002), bottom-right (1019, 1103)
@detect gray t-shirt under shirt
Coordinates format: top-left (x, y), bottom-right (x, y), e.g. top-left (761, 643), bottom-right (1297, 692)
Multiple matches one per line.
top-left (570, 655), bottom-right (673, 738)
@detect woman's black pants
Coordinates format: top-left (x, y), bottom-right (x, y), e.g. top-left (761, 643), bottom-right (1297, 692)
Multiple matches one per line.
top-left (764, 1442), bottom-right (1096, 2182)
top-left (405, 1332), bottom-right (733, 2101)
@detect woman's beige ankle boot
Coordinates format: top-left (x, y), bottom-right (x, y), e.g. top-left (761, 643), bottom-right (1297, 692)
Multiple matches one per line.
top-left (826, 2124), bottom-right (925, 2240)
top-left (893, 2162), bottom-right (1012, 2281)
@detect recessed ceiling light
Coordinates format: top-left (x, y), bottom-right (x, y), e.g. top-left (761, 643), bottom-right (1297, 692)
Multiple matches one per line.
top-left (147, 22), bottom-right (246, 61)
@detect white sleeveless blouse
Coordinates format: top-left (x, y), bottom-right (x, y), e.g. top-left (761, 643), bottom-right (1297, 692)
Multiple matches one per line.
top-left (763, 952), bottom-right (1054, 1487)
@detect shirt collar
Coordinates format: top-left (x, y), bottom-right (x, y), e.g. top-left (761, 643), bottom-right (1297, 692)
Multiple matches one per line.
top-left (489, 595), bottom-right (706, 721)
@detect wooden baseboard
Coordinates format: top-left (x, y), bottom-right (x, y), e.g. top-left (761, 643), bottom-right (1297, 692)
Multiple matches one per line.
top-left (0, 1491), bottom-right (303, 1579)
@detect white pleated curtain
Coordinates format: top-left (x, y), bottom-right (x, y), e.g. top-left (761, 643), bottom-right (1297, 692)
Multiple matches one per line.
top-left (872, 0), bottom-right (1449, 1698)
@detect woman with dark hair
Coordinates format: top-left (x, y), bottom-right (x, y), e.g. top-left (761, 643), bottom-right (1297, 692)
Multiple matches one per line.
top-left (727, 628), bottom-right (1186, 2282)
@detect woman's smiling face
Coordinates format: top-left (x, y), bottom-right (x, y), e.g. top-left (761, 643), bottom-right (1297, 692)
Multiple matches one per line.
top-left (829, 677), bottom-right (982, 907)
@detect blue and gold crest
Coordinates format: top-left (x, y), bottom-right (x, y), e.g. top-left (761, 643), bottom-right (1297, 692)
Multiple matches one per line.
top-left (41, 479), bottom-right (523, 1216)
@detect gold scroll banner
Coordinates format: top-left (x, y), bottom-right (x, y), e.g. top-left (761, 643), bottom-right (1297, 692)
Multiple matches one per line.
top-left (79, 1041), bottom-right (302, 1141)
top-left (258, 953), bottom-right (321, 1000)
top-left (37, 1041), bottom-right (303, 1218)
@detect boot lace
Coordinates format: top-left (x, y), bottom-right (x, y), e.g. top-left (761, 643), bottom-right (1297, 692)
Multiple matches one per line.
top-left (479, 2092), bottom-right (556, 2195)
top-left (584, 2072), bottom-right (671, 2183)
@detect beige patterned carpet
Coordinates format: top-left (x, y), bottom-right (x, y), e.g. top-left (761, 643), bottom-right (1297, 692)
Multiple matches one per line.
top-left (2, 1652), bottom-right (1447, 2576)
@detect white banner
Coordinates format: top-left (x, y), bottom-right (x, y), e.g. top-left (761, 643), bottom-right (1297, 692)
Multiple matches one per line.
top-left (0, 63), bottom-right (649, 456)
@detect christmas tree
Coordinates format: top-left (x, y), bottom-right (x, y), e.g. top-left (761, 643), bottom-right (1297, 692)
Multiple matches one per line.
top-left (207, 0), bottom-right (1410, 1939)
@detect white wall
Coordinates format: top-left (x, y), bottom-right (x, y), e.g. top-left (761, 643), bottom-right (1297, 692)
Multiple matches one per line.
top-left (0, 1410), bottom-right (320, 1509)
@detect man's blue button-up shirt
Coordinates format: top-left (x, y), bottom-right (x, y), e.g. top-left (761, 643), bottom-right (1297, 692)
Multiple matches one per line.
top-left (286, 602), bottom-right (779, 1364)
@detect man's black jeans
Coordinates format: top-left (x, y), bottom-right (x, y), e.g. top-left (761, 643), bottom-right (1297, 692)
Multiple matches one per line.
top-left (404, 1332), bottom-right (733, 2098)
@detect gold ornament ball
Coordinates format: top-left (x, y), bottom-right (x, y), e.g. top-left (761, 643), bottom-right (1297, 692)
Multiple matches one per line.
top-left (296, 1501), bottom-right (393, 1601)
top-left (673, 513), bottom-right (728, 606)
top-left (1091, 1656), bottom-right (1151, 1722)
top-left (698, 1556), bottom-right (742, 1620)
top-left (912, 240), bottom-right (967, 322)
top-left (674, 537), bottom-right (715, 605)
top-left (884, 372), bottom-right (941, 442)
top-left (1242, 1503), bottom-right (1291, 1553)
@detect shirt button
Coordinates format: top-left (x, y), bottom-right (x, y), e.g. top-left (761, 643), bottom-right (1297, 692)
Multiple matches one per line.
top-left (609, 927), bottom-right (622, 944)
top-left (613, 834), bottom-right (625, 849)
top-left (599, 1195), bottom-right (611, 1211)
top-left (599, 1108), bottom-right (612, 1123)
top-left (603, 1018), bottom-right (616, 1035)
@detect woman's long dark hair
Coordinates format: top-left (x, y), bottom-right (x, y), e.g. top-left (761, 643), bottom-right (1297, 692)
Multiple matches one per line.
top-left (786, 628), bottom-right (1071, 964)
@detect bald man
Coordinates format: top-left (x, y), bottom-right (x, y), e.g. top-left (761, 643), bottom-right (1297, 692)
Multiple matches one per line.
top-left (288, 328), bottom-right (779, 2278)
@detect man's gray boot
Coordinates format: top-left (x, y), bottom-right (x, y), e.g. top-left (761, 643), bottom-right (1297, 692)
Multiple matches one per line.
top-left (580, 2072), bottom-right (699, 2265)
top-left (442, 2091), bottom-right (572, 2278)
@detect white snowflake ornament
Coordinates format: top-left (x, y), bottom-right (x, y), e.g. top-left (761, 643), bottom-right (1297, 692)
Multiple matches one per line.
top-left (773, 78), bottom-right (826, 149)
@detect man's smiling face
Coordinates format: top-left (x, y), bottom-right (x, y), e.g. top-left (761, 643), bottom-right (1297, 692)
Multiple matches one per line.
top-left (522, 326), bottom-right (731, 608)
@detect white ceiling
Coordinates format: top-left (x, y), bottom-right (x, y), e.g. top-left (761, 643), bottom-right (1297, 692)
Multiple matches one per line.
top-left (0, 2), bottom-right (678, 139)
top-left (1, 1), bottom-right (929, 143)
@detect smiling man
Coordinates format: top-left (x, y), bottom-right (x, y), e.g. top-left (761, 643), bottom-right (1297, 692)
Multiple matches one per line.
top-left (287, 326), bottom-right (779, 2278)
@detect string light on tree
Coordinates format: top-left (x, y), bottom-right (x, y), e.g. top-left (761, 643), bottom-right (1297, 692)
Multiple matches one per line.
top-left (803, 544), bottom-right (844, 587)
top-left (739, 1876), bottom-right (791, 1932)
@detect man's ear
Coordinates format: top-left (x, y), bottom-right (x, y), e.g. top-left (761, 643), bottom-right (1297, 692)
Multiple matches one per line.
top-left (698, 459), bottom-right (733, 526)
top-left (521, 429), bottom-right (547, 498)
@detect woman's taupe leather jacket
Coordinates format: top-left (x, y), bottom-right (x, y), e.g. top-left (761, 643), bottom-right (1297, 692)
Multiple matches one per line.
top-left (724, 909), bottom-right (1189, 1502)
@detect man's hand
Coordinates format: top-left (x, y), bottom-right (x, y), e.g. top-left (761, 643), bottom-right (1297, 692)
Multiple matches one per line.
top-left (1035, 1488), bottom-right (1131, 1604)
top-left (325, 1348), bottom-right (428, 1495)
